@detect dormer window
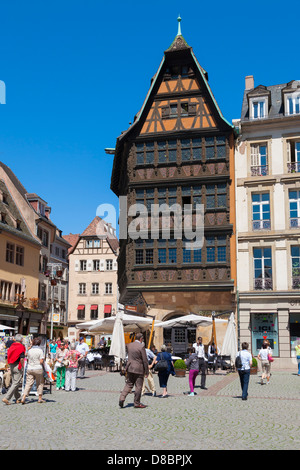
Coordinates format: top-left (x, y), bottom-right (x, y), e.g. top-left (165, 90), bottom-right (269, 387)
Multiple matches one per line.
top-left (247, 85), bottom-right (270, 120)
top-left (286, 94), bottom-right (300, 115)
top-left (38, 202), bottom-right (45, 216)
top-left (250, 99), bottom-right (267, 119)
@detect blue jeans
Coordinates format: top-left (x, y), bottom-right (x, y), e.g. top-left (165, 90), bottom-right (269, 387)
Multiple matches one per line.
top-left (238, 369), bottom-right (250, 399)
top-left (297, 356), bottom-right (300, 375)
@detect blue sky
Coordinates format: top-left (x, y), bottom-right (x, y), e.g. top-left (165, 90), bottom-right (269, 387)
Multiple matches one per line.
top-left (0, 0), bottom-right (299, 236)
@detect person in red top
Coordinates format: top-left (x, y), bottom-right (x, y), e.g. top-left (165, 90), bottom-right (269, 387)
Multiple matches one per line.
top-left (2, 334), bottom-right (26, 405)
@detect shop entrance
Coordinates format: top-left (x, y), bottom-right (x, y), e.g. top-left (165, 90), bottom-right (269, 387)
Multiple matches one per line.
top-left (163, 327), bottom-right (196, 356)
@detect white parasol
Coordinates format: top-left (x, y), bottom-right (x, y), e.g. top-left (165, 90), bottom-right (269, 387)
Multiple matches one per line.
top-left (155, 314), bottom-right (226, 328)
top-left (221, 312), bottom-right (238, 365)
top-left (88, 313), bottom-right (155, 333)
top-left (109, 312), bottom-right (126, 365)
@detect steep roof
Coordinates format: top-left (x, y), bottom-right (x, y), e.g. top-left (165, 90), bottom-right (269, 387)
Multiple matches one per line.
top-left (241, 80), bottom-right (300, 121)
top-left (64, 217), bottom-right (119, 256)
top-left (111, 21), bottom-right (234, 195)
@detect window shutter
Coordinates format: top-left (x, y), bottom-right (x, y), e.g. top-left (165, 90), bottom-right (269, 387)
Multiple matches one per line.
top-left (250, 144), bottom-right (259, 167)
top-left (100, 260), bottom-right (105, 271)
top-left (87, 260), bottom-right (93, 271)
top-left (287, 141), bottom-right (291, 164)
top-left (188, 103), bottom-right (197, 115)
top-left (161, 106), bottom-right (170, 118)
top-left (75, 260), bottom-right (79, 272)
top-left (113, 260), bottom-right (118, 271)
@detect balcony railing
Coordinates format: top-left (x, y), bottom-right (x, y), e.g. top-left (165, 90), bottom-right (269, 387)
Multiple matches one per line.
top-left (290, 218), bottom-right (300, 228)
top-left (251, 165), bottom-right (268, 176)
top-left (287, 162), bottom-right (300, 173)
top-left (254, 277), bottom-right (273, 290)
top-left (252, 219), bottom-right (271, 231)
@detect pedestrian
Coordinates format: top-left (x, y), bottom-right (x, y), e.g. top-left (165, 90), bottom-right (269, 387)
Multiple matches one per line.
top-left (295, 340), bottom-right (300, 376)
top-left (141, 344), bottom-right (156, 397)
top-left (49, 340), bottom-right (58, 361)
top-left (258, 343), bottom-right (271, 385)
top-left (21, 337), bottom-right (45, 404)
top-left (65, 343), bottom-right (83, 392)
top-left (236, 342), bottom-right (252, 400)
top-left (76, 337), bottom-right (90, 378)
top-left (184, 347), bottom-right (199, 396)
top-left (55, 342), bottom-right (68, 390)
top-left (119, 333), bottom-right (149, 409)
top-left (2, 334), bottom-right (25, 405)
top-left (193, 336), bottom-right (208, 389)
top-left (153, 344), bottom-right (175, 398)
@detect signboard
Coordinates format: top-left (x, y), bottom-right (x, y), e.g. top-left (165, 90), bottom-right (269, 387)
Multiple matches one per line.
top-left (52, 313), bottom-right (60, 323)
top-left (125, 305), bottom-right (137, 312)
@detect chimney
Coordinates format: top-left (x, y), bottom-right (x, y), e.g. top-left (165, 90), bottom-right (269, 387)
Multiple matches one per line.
top-left (245, 75), bottom-right (254, 90)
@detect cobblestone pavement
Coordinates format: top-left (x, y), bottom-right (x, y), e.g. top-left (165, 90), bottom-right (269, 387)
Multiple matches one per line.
top-left (1, 368), bottom-right (299, 451)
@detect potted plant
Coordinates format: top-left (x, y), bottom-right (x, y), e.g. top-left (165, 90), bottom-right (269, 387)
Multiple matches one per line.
top-left (173, 359), bottom-right (186, 377)
top-left (250, 356), bottom-right (258, 375)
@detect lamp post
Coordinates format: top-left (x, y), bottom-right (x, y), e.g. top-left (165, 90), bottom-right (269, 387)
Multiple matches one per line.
top-left (45, 262), bottom-right (63, 340)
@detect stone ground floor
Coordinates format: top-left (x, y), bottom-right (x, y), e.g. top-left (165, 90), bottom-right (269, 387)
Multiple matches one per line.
top-left (0, 366), bottom-right (299, 452)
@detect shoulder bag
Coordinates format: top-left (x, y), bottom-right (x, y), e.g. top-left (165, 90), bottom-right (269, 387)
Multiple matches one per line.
top-left (235, 352), bottom-right (242, 369)
top-left (154, 352), bottom-right (168, 372)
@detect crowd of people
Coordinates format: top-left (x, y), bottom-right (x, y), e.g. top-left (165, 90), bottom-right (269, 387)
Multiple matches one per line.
top-left (1, 335), bottom-right (92, 405)
top-left (1, 331), bottom-right (298, 407)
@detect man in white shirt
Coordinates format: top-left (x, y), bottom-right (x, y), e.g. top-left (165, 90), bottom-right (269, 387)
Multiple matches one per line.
top-left (192, 337), bottom-right (208, 389)
top-left (76, 337), bottom-right (90, 378)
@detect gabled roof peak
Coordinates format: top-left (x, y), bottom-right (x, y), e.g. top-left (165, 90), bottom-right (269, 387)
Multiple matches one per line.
top-left (166, 15), bottom-right (190, 52)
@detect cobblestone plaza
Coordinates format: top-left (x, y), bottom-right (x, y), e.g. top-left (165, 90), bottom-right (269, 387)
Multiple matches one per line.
top-left (1, 368), bottom-right (299, 451)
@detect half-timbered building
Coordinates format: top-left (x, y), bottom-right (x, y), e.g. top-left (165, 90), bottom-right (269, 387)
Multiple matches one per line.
top-left (111, 20), bottom-right (236, 352)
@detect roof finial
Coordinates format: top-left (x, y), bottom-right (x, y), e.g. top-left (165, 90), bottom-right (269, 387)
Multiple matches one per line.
top-left (177, 15), bottom-right (182, 36)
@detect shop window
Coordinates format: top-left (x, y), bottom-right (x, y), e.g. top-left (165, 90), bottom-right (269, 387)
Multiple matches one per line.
top-left (290, 313), bottom-right (300, 357)
top-left (251, 313), bottom-right (278, 356)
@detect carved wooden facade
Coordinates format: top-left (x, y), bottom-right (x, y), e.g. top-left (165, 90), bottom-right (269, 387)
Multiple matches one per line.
top-left (111, 32), bottom-right (236, 312)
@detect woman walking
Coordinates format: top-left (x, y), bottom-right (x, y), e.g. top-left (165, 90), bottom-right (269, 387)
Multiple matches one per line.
top-left (21, 337), bottom-right (45, 404)
top-left (55, 342), bottom-right (68, 390)
top-left (65, 343), bottom-right (83, 392)
top-left (236, 342), bottom-right (252, 401)
top-left (184, 347), bottom-right (199, 396)
top-left (258, 343), bottom-right (271, 385)
top-left (152, 345), bottom-right (175, 398)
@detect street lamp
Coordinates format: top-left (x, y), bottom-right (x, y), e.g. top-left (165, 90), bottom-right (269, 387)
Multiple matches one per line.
top-left (45, 262), bottom-right (63, 340)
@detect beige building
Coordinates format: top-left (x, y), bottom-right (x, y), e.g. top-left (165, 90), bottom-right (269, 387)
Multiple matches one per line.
top-left (0, 162), bottom-right (70, 337)
top-left (235, 76), bottom-right (300, 368)
top-left (64, 216), bottom-right (119, 345)
top-left (0, 163), bottom-right (44, 333)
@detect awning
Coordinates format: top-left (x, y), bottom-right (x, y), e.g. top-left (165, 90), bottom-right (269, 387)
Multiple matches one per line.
top-left (90, 305), bottom-right (98, 310)
top-left (104, 305), bottom-right (112, 314)
top-left (77, 305), bottom-right (85, 310)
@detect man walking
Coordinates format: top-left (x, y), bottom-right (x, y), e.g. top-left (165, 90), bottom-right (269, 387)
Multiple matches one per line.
top-left (76, 337), bottom-right (89, 378)
top-left (2, 334), bottom-right (25, 405)
top-left (119, 333), bottom-right (149, 409)
top-left (193, 336), bottom-right (208, 390)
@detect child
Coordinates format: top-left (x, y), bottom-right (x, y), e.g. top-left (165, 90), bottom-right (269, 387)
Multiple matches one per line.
top-left (184, 347), bottom-right (199, 396)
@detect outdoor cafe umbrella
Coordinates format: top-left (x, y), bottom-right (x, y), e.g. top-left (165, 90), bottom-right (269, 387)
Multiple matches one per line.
top-left (0, 325), bottom-right (16, 330)
top-left (109, 312), bottom-right (126, 366)
top-left (154, 314), bottom-right (226, 329)
top-left (221, 312), bottom-right (238, 365)
top-left (88, 313), bottom-right (155, 334)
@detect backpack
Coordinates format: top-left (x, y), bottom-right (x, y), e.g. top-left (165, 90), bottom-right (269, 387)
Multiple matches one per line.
top-left (235, 352), bottom-right (242, 369)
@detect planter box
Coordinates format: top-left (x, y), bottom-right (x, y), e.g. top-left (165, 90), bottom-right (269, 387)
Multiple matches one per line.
top-left (174, 369), bottom-right (186, 377)
top-left (250, 367), bottom-right (258, 375)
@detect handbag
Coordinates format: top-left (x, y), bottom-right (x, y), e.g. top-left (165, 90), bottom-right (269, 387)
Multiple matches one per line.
top-left (154, 352), bottom-right (168, 372)
top-left (268, 354), bottom-right (274, 363)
